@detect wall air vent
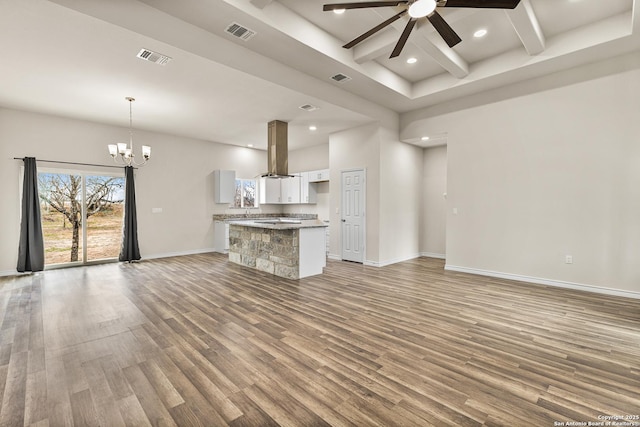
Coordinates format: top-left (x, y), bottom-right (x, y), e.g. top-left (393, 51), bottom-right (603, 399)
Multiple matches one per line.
top-left (225, 22), bottom-right (257, 41)
top-left (299, 104), bottom-right (320, 112)
top-left (136, 48), bottom-right (172, 66)
top-left (330, 73), bottom-right (352, 83)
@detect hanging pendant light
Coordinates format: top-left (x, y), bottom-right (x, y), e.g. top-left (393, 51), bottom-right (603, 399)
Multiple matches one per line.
top-left (108, 97), bottom-right (151, 167)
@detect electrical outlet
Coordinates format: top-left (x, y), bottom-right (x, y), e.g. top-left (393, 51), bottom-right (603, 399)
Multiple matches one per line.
top-left (565, 255), bottom-right (573, 264)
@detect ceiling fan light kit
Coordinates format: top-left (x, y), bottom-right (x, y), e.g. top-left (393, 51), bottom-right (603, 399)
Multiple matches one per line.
top-left (408, 0), bottom-right (436, 18)
top-left (324, 0), bottom-right (521, 58)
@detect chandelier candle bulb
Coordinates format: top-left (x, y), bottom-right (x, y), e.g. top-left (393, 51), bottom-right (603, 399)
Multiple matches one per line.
top-left (108, 96), bottom-right (151, 167)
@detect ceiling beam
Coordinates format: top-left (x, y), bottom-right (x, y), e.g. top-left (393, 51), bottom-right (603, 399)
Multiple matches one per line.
top-left (250, 0), bottom-right (273, 9)
top-left (351, 8), bottom-right (470, 78)
top-left (633, 0), bottom-right (640, 34)
top-left (505, 0), bottom-right (545, 55)
top-left (353, 31), bottom-right (401, 64)
top-left (410, 26), bottom-right (469, 78)
top-left (223, 0), bottom-right (412, 96)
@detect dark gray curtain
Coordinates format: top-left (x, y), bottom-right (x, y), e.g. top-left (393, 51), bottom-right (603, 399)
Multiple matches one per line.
top-left (17, 157), bottom-right (45, 272)
top-left (119, 166), bottom-right (141, 262)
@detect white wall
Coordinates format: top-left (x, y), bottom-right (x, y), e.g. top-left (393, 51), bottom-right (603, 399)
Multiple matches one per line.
top-left (329, 123), bottom-right (381, 263)
top-left (0, 108), bottom-right (280, 274)
top-left (378, 131), bottom-right (422, 265)
top-left (421, 145), bottom-right (447, 258)
top-left (401, 55), bottom-right (640, 296)
top-left (327, 121), bottom-right (419, 266)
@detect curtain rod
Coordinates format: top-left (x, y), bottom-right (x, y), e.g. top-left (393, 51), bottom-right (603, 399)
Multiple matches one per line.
top-left (13, 157), bottom-right (134, 169)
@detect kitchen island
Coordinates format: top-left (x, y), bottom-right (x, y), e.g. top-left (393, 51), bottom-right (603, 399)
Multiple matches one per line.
top-left (227, 218), bottom-right (328, 279)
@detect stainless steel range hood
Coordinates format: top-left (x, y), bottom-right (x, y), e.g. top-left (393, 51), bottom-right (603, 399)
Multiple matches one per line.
top-left (261, 120), bottom-right (293, 178)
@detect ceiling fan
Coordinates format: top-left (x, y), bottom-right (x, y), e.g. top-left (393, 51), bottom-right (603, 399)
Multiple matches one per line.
top-left (323, 0), bottom-right (521, 58)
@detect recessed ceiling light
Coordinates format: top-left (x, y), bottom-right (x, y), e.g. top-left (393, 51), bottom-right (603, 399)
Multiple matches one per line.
top-left (247, 144), bottom-right (254, 148)
top-left (406, 57), bottom-right (417, 64)
top-left (421, 136), bottom-right (430, 141)
top-left (473, 29), bottom-right (487, 38)
top-left (333, 8), bottom-right (345, 14)
top-left (309, 125), bottom-right (317, 131)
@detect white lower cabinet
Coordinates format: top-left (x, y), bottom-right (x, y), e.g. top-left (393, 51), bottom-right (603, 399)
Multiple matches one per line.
top-left (214, 221), bottom-right (229, 253)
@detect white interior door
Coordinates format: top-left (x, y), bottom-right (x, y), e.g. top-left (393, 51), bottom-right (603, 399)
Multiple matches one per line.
top-left (341, 169), bottom-right (365, 263)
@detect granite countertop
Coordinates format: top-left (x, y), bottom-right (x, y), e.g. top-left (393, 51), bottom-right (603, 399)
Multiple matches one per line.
top-left (227, 218), bottom-right (328, 230)
top-left (212, 213), bottom-right (317, 221)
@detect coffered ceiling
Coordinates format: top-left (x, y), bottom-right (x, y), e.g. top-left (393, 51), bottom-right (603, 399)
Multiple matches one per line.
top-left (219, 0), bottom-right (637, 111)
top-left (0, 0), bottom-right (638, 150)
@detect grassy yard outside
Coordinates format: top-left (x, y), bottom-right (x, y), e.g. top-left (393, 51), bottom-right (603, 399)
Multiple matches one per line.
top-left (41, 203), bottom-right (123, 265)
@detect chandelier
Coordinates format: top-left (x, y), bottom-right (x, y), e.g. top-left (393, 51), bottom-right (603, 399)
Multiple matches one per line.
top-left (108, 97), bottom-right (151, 167)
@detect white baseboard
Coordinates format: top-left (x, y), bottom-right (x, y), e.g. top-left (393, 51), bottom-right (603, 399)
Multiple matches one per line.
top-left (143, 248), bottom-right (217, 260)
top-left (0, 249), bottom-right (218, 277)
top-left (420, 252), bottom-right (446, 260)
top-left (445, 264), bottom-right (640, 300)
top-left (331, 253), bottom-right (436, 267)
top-left (365, 253), bottom-right (421, 268)
top-left (0, 269), bottom-right (24, 278)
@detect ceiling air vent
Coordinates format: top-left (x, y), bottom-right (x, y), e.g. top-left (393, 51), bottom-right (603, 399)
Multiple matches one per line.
top-left (136, 48), bottom-right (172, 66)
top-left (299, 104), bottom-right (319, 112)
top-left (330, 73), bottom-right (352, 83)
top-left (225, 22), bottom-right (257, 41)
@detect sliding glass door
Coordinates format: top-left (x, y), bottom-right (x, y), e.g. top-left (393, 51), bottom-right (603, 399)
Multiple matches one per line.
top-left (38, 170), bottom-right (125, 267)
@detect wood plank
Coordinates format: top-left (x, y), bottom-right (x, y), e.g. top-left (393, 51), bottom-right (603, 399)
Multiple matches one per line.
top-left (0, 350), bottom-right (28, 426)
top-left (0, 254), bottom-right (639, 425)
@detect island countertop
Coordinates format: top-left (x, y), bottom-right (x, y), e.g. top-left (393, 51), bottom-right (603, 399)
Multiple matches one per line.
top-left (228, 219), bottom-right (327, 279)
top-left (227, 218), bottom-right (327, 230)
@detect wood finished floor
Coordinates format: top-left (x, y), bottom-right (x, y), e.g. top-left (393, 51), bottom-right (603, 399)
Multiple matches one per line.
top-left (0, 254), bottom-right (639, 426)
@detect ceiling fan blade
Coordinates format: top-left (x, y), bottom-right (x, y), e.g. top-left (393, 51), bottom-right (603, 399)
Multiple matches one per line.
top-left (390, 18), bottom-right (417, 58)
top-left (427, 11), bottom-right (461, 48)
top-left (324, 1), bottom-right (407, 11)
top-left (343, 10), bottom-right (407, 49)
top-left (442, 0), bottom-right (521, 9)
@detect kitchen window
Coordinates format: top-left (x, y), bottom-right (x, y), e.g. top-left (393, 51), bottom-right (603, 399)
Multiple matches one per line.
top-left (233, 179), bottom-right (258, 208)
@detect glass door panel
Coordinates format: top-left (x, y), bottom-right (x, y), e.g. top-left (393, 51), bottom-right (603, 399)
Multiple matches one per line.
top-left (38, 172), bottom-right (84, 266)
top-left (85, 175), bottom-right (125, 262)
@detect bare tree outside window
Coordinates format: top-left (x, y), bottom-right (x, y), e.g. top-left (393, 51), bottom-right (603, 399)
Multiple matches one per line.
top-left (38, 173), bottom-right (124, 263)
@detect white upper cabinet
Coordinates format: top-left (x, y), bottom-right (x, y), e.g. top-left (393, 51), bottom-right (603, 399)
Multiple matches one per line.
top-left (259, 177), bottom-right (282, 204)
top-left (259, 176), bottom-right (301, 204)
top-left (214, 170), bottom-right (236, 203)
top-left (281, 176), bottom-right (301, 204)
top-left (308, 169), bottom-right (329, 182)
top-left (299, 172), bottom-right (317, 204)
top-left (259, 171), bottom-right (326, 204)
